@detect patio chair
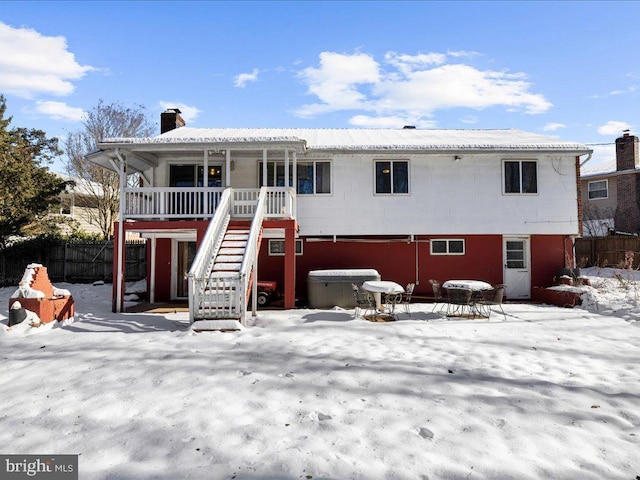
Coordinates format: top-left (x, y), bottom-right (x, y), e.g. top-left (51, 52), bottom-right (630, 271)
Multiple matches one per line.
top-left (446, 288), bottom-right (474, 318)
top-left (479, 284), bottom-right (507, 320)
top-left (401, 282), bottom-right (415, 315)
top-left (429, 279), bottom-right (446, 312)
top-left (351, 283), bottom-right (376, 318)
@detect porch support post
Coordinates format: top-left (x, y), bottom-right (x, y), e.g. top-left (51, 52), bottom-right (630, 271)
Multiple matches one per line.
top-left (284, 222), bottom-right (296, 309)
top-left (149, 236), bottom-right (156, 304)
top-left (114, 148), bottom-right (126, 313)
top-left (225, 149), bottom-right (231, 187)
top-left (285, 149), bottom-right (290, 187)
top-left (251, 251), bottom-right (258, 316)
top-left (203, 150), bottom-right (209, 187)
top-left (262, 149), bottom-right (267, 186)
top-left (292, 150), bottom-right (297, 192)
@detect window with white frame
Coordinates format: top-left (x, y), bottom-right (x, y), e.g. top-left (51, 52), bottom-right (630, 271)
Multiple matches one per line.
top-left (430, 239), bottom-right (465, 255)
top-left (588, 180), bottom-right (608, 200)
top-left (375, 160), bottom-right (409, 194)
top-left (259, 161), bottom-right (331, 194)
top-left (503, 160), bottom-right (537, 194)
top-left (268, 239), bottom-right (303, 256)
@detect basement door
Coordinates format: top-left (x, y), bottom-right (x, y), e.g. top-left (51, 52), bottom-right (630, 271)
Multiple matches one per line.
top-left (503, 236), bottom-right (531, 299)
top-left (174, 241), bottom-right (197, 299)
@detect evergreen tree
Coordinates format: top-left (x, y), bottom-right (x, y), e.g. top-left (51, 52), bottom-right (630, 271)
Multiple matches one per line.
top-left (0, 95), bottom-right (70, 248)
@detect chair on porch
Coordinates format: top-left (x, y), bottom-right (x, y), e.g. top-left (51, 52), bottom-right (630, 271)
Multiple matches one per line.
top-left (429, 279), bottom-right (446, 312)
top-left (401, 282), bottom-right (415, 316)
top-left (351, 283), bottom-right (376, 318)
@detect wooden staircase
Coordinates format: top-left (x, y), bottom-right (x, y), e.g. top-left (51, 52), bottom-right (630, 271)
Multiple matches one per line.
top-left (211, 221), bottom-right (250, 275)
top-left (191, 220), bottom-right (257, 332)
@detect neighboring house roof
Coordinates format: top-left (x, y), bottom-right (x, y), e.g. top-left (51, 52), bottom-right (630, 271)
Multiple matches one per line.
top-left (55, 173), bottom-right (105, 197)
top-left (99, 128), bottom-right (591, 153)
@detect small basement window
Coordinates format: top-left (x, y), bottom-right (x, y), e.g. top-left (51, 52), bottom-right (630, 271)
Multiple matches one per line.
top-left (268, 239), bottom-right (303, 256)
top-left (430, 239), bottom-right (465, 255)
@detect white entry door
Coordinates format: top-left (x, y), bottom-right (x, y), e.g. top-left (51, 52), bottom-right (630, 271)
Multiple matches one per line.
top-left (503, 236), bottom-right (531, 299)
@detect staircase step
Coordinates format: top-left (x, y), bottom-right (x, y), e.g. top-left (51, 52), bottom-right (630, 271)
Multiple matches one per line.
top-left (213, 262), bottom-right (241, 271)
top-left (221, 241), bottom-right (247, 248)
top-left (209, 272), bottom-right (239, 280)
top-left (218, 247), bottom-right (246, 256)
top-left (224, 234), bottom-right (249, 241)
top-left (215, 255), bottom-right (244, 263)
top-left (190, 320), bottom-right (244, 332)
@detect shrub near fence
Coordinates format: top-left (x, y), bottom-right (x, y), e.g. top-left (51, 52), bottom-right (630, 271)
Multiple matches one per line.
top-left (0, 240), bottom-right (146, 287)
top-left (575, 236), bottom-right (640, 268)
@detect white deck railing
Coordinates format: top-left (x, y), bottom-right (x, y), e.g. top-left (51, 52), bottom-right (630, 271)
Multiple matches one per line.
top-left (123, 186), bottom-right (295, 220)
top-left (187, 187), bottom-right (295, 324)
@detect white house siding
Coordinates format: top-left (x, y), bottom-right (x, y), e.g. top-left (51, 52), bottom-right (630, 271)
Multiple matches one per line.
top-left (295, 153), bottom-right (580, 237)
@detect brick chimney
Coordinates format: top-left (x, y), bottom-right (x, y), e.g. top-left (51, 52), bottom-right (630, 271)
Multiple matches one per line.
top-left (160, 108), bottom-right (186, 134)
top-left (615, 130), bottom-right (638, 171)
top-left (614, 131), bottom-right (640, 233)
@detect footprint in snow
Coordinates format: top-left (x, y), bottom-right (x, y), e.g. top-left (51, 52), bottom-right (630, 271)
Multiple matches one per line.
top-left (417, 427), bottom-right (434, 440)
top-left (309, 411), bottom-right (332, 421)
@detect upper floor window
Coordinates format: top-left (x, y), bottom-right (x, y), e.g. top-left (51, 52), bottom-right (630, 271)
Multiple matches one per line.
top-left (375, 160), bottom-right (409, 194)
top-left (588, 180), bottom-right (608, 200)
top-left (504, 160), bottom-right (537, 194)
top-left (169, 164), bottom-right (222, 187)
top-left (297, 161), bottom-right (331, 194)
top-left (259, 161), bottom-right (331, 195)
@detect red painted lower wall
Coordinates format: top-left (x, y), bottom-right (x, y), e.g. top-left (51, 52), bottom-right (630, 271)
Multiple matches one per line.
top-left (260, 234), bottom-right (569, 302)
top-left (115, 219), bottom-right (572, 307)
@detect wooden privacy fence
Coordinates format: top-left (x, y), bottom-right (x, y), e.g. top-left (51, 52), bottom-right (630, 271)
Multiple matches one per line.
top-left (575, 236), bottom-right (640, 268)
top-left (0, 240), bottom-right (146, 287)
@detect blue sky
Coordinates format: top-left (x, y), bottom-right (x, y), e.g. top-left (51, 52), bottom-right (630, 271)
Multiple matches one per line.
top-left (1, 1), bottom-right (638, 173)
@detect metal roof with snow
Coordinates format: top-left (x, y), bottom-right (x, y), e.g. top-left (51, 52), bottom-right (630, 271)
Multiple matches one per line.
top-left (99, 127), bottom-right (591, 153)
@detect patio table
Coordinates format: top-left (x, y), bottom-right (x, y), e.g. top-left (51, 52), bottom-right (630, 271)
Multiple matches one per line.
top-left (362, 280), bottom-right (404, 318)
top-left (442, 280), bottom-right (493, 318)
top-left (442, 280), bottom-right (493, 291)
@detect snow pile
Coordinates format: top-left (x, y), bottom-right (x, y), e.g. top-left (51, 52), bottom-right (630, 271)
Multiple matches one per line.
top-left (0, 269), bottom-right (638, 479)
top-left (11, 263), bottom-right (46, 299)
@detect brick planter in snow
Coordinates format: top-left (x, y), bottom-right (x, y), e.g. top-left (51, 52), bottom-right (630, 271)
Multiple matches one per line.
top-left (9, 264), bottom-right (74, 324)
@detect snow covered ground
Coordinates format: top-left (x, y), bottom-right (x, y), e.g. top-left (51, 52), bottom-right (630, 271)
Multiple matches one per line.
top-left (1, 267), bottom-right (639, 480)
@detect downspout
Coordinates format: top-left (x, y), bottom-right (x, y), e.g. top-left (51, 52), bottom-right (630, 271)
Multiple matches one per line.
top-left (115, 148), bottom-right (126, 313)
top-left (579, 151), bottom-right (593, 168)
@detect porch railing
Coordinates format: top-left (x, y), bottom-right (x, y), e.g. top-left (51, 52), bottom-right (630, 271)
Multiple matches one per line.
top-left (123, 186), bottom-right (295, 220)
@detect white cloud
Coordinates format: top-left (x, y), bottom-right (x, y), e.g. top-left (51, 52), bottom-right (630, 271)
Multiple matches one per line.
top-left (609, 85), bottom-right (637, 96)
top-left (234, 68), bottom-right (259, 88)
top-left (158, 101), bottom-right (201, 123)
top-left (34, 101), bottom-right (84, 121)
top-left (0, 22), bottom-right (94, 98)
top-left (295, 51), bottom-right (552, 122)
top-left (543, 122), bottom-right (566, 131)
top-left (348, 114), bottom-right (437, 129)
top-left (296, 52), bottom-right (380, 117)
top-left (384, 52), bottom-right (447, 74)
top-left (460, 115), bottom-right (478, 124)
top-left (597, 120), bottom-right (632, 136)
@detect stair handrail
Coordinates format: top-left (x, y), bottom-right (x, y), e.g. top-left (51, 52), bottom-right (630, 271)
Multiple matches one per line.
top-left (238, 187), bottom-right (268, 321)
top-left (188, 188), bottom-right (233, 322)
